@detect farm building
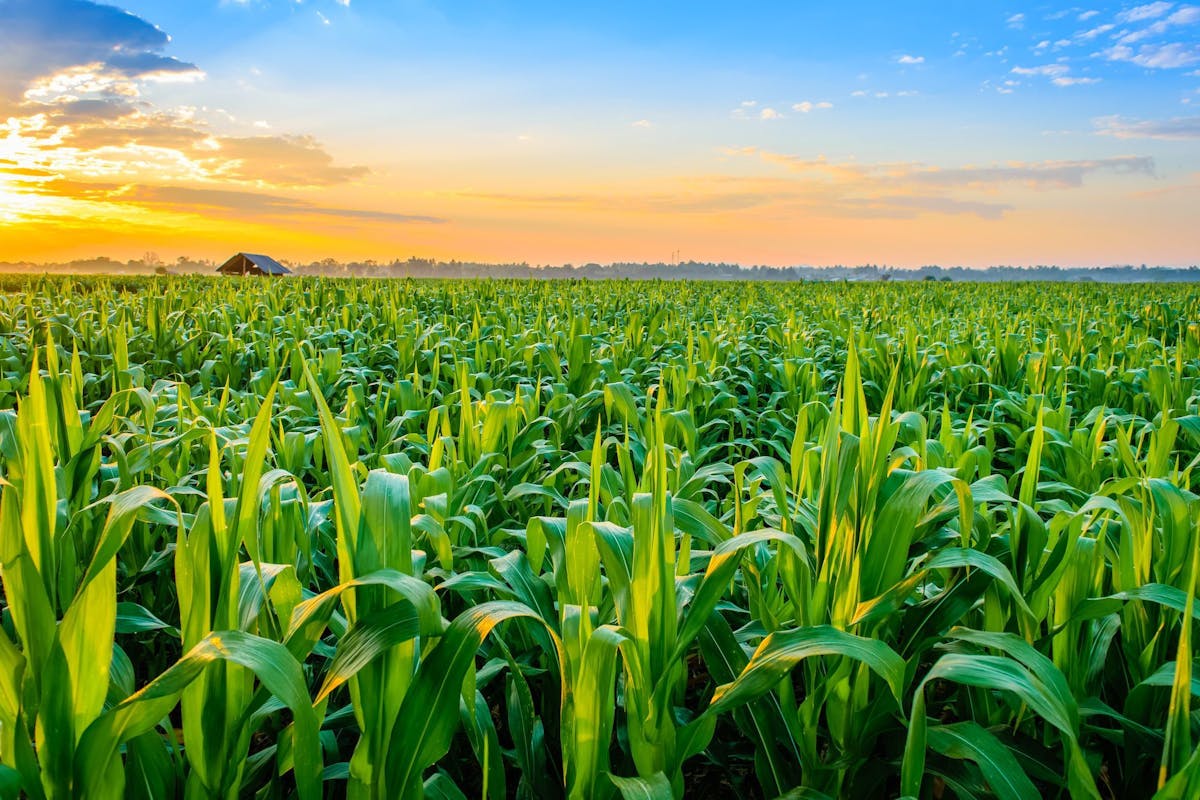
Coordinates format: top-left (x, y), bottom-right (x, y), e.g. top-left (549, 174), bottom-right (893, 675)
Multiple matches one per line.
top-left (216, 253), bottom-right (292, 276)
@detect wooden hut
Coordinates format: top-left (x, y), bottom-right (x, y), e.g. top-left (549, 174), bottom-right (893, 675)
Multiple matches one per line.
top-left (216, 253), bottom-right (292, 276)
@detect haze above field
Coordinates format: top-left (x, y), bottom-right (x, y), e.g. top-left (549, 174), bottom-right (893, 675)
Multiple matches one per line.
top-left (0, 1), bottom-right (1198, 268)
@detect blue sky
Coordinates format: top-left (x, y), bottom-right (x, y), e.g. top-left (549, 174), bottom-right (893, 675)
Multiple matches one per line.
top-left (0, 0), bottom-right (1197, 265)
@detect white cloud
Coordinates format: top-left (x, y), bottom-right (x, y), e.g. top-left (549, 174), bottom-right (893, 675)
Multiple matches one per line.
top-left (316, 10), bottom-right (330, 25)
top-left (898, 54), bottom-right (925, 64)
top-left (1007, 12), bottom-right (1026, 28)
top-left (1011, 64), bottom-right (1070, 77)
top-left (1012, 63), bottom-right (1101, 86)
top-left (792, 101), bottom-right (833, 112)
top-left (1094, 113), bottom-right (1200, 138)
top-left (1077, 23), bottom-right (1115, 39)
top-left (730, 101), bottom-right (768, 119)
top-left (631, 119), bottom-right (654, 128)
top-left (1116, 2), bottom-right (1175, 23)
top-left (1119, 6), bottom-right (1200, 42)
top-left (1103, 41), bottom-right (1200, 67)
top-left (1079, 9), bottom-right (1100, 20)
top-left (253, 120), bottom-right (270, 129)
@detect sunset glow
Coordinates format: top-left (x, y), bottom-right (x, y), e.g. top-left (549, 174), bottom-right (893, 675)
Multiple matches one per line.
top-left (1, 0), bottom-right (1198, 267)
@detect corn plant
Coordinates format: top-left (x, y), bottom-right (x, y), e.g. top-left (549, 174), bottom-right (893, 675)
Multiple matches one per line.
top-left (0, 275), bottom-right (1197, 798)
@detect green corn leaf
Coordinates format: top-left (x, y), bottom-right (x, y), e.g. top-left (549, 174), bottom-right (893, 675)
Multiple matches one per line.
top-left (926, 722), bottom-right (1040, 800)
top-left (384, 601), bottom-right (561, 798)
top-left (76, 630), bottom-right (321, 800)
top-left (709, 625), bottom-right (906, 713)
top-left (608, 772), bottom-right (673, 800)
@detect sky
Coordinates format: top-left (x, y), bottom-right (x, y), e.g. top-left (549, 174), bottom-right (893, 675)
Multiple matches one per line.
top-left (0, 0), bottom-right (1197, 268)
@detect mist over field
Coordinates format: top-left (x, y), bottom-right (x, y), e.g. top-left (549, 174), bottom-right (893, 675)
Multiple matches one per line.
top-left (2, 256), bottom-right (1199, 283)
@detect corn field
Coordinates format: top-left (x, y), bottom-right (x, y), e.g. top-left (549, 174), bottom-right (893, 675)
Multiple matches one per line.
top-left (0, 275), bottom-right (1197, 799)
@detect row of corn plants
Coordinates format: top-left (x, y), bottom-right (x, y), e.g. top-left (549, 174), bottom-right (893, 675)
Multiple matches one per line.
top-left (0, 274), bottom-right (1197, 798)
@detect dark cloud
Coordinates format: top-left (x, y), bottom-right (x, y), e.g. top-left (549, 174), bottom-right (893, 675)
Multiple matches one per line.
top-left (104, 51), bottom-right (200, 78)
top-left (50, 98), bottom-right (141, 123)
top-left (0, 0), bottom-right (200, 108)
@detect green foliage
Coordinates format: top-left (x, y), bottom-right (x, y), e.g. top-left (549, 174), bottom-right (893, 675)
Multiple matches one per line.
top-left (0, 274), bottom-right (1198, 798)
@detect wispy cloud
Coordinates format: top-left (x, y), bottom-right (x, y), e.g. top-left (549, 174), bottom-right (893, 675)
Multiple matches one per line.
top-left (1007, 12), bottom-right (1026, 29)
top-left (452, 148), bottom-right (1154, 224)
top-left (1094, 114), bottom-right (1200, 139)
top-left (1011, 64), bottom-right (1100, 86)
top-left (1076, 23), bottom-right (1115, 40)
top-left (897, 54), bottom-right (925, 64)
top-left (792, 101), bottom-right (833, 113)
top-left (689, 148), bottom-right (1160, 223)
top-left (21, 180), bottom-right (442, 224)
top-left (850, 89), bottom-right (916, 99)
top-left (1102, 41), bottom-right (1200, 67)
top-left (1116, 2), bottom-right (1176, 23)
top-left (749, 149), bottom-right (1153, 189)
top-left (1117, 5), bottom-right (1200, 43)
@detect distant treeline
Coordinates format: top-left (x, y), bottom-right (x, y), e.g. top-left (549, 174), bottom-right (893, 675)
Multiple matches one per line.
top-left (3, 255), bottom-right (1199, 282)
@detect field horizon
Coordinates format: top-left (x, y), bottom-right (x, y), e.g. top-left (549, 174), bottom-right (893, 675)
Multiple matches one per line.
top-left (2, 256), bottom-right (1200, 284)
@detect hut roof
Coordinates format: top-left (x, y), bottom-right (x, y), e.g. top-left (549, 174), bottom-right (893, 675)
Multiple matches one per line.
top-left (216, 253), bottom-right (292, 276)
